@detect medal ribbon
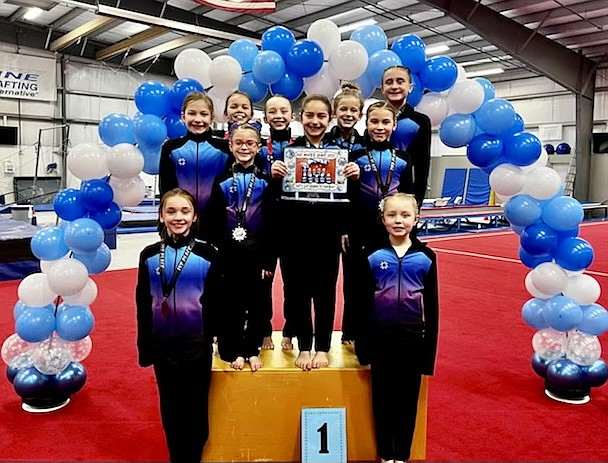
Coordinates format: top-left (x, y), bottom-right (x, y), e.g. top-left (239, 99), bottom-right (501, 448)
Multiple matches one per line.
top-left (367, 149), bottom-right (397, 200)
top-left (159, 239), bottom-right (195, 317)
top-left (232, 166), bottom-right (257, 228)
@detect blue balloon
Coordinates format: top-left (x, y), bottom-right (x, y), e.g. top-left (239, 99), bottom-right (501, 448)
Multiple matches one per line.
top-left (73, 243), bottom-right (111, 275)
top-left (504, 194), bottom-right (542, 227)
top-left (474, 99), bottom-right (516, 135)
top-left (89, 202), bottom-right (121, 230)
top-left (367, 49), bottom-right (402, 87)
top-left (544, 295), bottom-right (583, 332)
top-left (80, 179), bottom-right (113, 212)
top-left (408, 73), bottom-right (423, 107)
top-left (170, 78), bottom-right (204, 113)
top-left (164, 112), bottom-right (187, 139)
top-left (466, 134), bottom-right (503, 168)
top-left (140, 143), bottom-right (162, 176)
top-left (261, 26), bottom-right (295, 59)
top-left (546, 358), bottom-right (583, 390)
top-left (285, 39), bottom-right (324, 78)
top-left (581, 359), bottom-right (608, 388)
top-left (541, 196), bottom-right (584, 232)
top-left (135, 114), bottom-right (168, 147)
top-left (13, 367), bottom-right (56, 400)
top-left (6, 365), bottom-right (19, 384)
top-left (391, 118), bottom-right (420, 151)
top-left (55, 361), bottom-right (87, 395)
top-left (270, 71), bottom-right (304, 101)
top-left (15, 302), bottom-right (55, 320)
top-left (553, 237), bottom-right (594, 271)
top-left (419, 56), bottom-right (458, 92)
top-left (53, 188), bottom-right (87, 221)
top-left (544, 143), bottom-right (555, 154)
top-left (578, 304), bottom-right (608, 336)
top-left (503, 131), bottom-right (542, 166)
top-left (522, 298), bottom-right (549, 329)
top-left (531, 353), bottom-right (550, 379)
top-left (390, 34), bottom-right (426, 73)
top-left (252, 50), bottom-right (285, 85)
top-left (520, 223), bottom-right (558, 255)
top-left (499, 113), bottom-right (525, 137)
top-left (64, 218), bottom-right (104, 253)
top-left (134, 81), bottom-right (172, 117)
top-left (350, 24), bottom-right (388, 55)
top-left (30, 227), bottom-right (69, 261)
top-left (439, 114), bottom-right (477, 148)
top-left (474, 77), bottom-right (495, 102)
top-left (518, 247), bottom-right (552, 269)
top-left (229, 39), bottom-right (259, 73)
top-left (354, 73), bottom-right (376, 100)
top-left (56, 306), bottom-right (95, 341)
top-left (98, 113), bottom-right (135, 147)
top-left (238, 73), bottom-right (268, 104)
top-left (556, 142), bottom-right (571, 154)
top-left (15, 308), bottom-right (56, 343)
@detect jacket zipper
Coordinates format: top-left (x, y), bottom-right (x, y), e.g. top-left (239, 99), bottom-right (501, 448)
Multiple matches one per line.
top-left (173, 248), bottom-right (178, 318)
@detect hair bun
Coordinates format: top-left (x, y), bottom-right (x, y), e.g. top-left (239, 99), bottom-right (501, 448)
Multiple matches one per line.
top-left (341, 81), bottom-right (361, 93)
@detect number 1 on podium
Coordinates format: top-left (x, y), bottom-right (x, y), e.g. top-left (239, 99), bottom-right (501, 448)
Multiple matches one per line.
top-left (301, 408), bottom-right (346, 463)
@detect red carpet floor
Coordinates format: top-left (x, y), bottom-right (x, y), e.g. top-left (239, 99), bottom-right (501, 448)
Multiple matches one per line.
top-left (1, 222), bottom-right (607, 462)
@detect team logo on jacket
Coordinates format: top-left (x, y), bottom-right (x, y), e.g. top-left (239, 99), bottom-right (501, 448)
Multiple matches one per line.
top-left (177, 157), bottom-right (186, 166)
top-left (363, 164), bottom-right (372, 172)
top-left (155, 266), bottom-right (161, 275)
top-left (379, 261), bottom-right (389, 270)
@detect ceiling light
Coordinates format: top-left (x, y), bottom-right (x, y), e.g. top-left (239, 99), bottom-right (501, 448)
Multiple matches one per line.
top-left (209, 48), bottom-right (229, 57)
top-left (325, 8), bottom-right (364, 22)
top-left (337, 18), bottom-right (377, 34)
top-left (460, 55), bottom-right (510, 67)
top-left (425, 44), bottom-right (449, 56)
top-left (23, 7), bottom-right (43, 20)
top-left (465, 67), bottom-right (504, 78)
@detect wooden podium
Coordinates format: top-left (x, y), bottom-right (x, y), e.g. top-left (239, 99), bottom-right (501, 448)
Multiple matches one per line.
top-left (204, 332), bottom-right (428, 462)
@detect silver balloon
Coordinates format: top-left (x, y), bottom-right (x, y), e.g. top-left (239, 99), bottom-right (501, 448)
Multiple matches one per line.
top-left (532, 328), bottom-right (567, 361)
top-left (31, 336), bottom-right (73, 375)
top-left (566, 331), bottom-right (601, 366)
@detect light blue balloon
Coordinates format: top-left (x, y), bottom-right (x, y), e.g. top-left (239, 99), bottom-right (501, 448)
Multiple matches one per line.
top-left (30, 227), bottom-right (69, 261)
top-left (55, 306), bottom-right (95, 342)
top-left (439, 113), bottom-right (477, 148)
top-left (474, 99), bottom-right (516, 135)
top-left (579, 304), bottom-right (608, 336)
top-left (14, 301), bottom-right (54, 321)
top-left (522, 298), bottom-right (549, 329)
top-left (354, 73), bottom-right (376, 99)
top-left (504, 194), bottom-right (542, 227)
top-left (419, 56), bottom-right (458, 92)
top-left (238, 73), bottom-right (268, 103)
top-left (543, 295), bottom-right (583, 332)
top-left (64, 218), bottom-right (104, 253)
top-left (229, 39), bottom-right (259, 73)
top-left (541, 196), bottom-right (584, 232)
top-left (15, 308), bottom-right (55, 343)
top-left (252, 50), bottom-right (285, 85)
top-left (367, 49), bottom-right (402, 87)
top-left (350, 24), bottom-right (388, 56)
top-left (140, 143), bottom-right (162, 176)
top-left (98, 113), bottom-right (135, 147)
top-left (73, 243), bottom-right (111, 274)
top-left (474, 77), bottom-right (495, 102)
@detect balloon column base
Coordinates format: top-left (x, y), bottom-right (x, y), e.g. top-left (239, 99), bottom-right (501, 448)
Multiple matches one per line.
top-left (544, 382), bottom-right (590, 405)
top-left (22, 397), bottom-right (70, 413)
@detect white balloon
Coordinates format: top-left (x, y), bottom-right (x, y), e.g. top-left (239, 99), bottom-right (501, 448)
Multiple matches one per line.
top-left (109, 175), bottom-right (146, 207)
top-left (18, 273), bottom-right (58, 307)
top-left (63, 278), bottom-right (98, 306)
top-left (521, 148), bottom-right (548, 173)
top-left (456, 64), bottom-right (467, 82)
top-left (446, 79), bottom-right (484, 114)
top-left (520, 166), bottom-right (562, 200)
top-left (207, 87), bottom-right (232, 124)
top-left (532, 328), bottom-right (567, 361)
top-left (525, 272), bottom-right (554, 299)
top-left (174, 48), bottom-right (212, 89)
top-left (530, 262), bottom-right (568, 296)
top-left (328, 40), bottom-right (368, 81)
top-left (209, 55), bottom-right (242, 91)
top-left (40, 254), bottom-right (69, 273)
top-left (46, 258), bottom-right (89, 296)
top-left (566, 331), bottom-right (601, 366)
top-left (303, 63), bottom-right (340, 99)
top-left (68, 143), bottom-right (109, 180)
top-left (563, 274), bottom-right (601, 305)
top-left (107, 143), bottom-right (144, 179)
top-left (415, 92), bottom-right (449, 127)
top-left (307, 19), bottom-right (341, 59)
top-left (489, 164), bottom-right (525, 197)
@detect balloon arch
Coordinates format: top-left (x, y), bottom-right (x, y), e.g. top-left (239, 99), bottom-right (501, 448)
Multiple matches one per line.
top-left (2, 20), bottom-right (607, 410)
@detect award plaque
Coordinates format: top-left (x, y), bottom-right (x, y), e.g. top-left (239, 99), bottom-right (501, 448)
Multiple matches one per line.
top-left (281, 148), bottom-right (349, 202)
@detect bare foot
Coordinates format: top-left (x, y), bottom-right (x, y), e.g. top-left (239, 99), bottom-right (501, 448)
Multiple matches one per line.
top-left (248, 355), bottom-right (263, 372)
top-left (380, 459), bottom-right (395, 463)
top-left (312, 351), bottom-right (330, 369)
top-left (230, 356), bottom-right (245, 370)
top-left (341, 339), bottom-right (354, 345)
top-left (261, 336), bottom-right (274, 350)
top-left (295, 351), bottom-right (312, 370)
top-left (281, 336), bottom-right (293, 350)
top-left (213, 336), bottom-right (218, 344)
